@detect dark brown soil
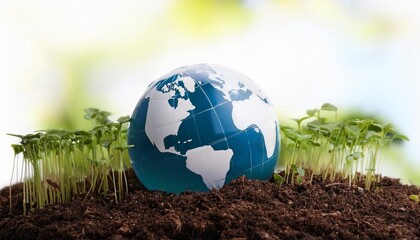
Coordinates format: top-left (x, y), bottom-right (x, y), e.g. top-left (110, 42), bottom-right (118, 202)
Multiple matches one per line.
top-left (1, 171), bottom-right (419, 240)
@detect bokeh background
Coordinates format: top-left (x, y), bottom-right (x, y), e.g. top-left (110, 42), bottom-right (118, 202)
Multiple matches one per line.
top-left (1, 0), bottom-right (419, 188)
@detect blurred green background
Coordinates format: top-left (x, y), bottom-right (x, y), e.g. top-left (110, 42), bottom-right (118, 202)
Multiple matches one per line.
top-left (1, 0), bottom-right (419, 187)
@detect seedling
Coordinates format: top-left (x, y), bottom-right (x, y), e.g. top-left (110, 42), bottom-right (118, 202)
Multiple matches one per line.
top-left (8, 109), bottom-right (132, 214)
top-left (273, 173), bottom-right (285, 186)
top-left (409, 195), bottom-right (419, 204)
top-left (280, 103), bottom-right (409, 190)
top-left (290, 164), bottom-right (305, 186)
top-left (7, 103), bottom-right (410, 214)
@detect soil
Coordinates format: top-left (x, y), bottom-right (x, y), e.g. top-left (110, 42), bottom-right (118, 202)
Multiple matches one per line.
top-left (0, 170), bottom-right (419, 240)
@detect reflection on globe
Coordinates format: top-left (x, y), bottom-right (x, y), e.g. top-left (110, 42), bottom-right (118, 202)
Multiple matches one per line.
top-left (128, 64), bottom-right (280, 194)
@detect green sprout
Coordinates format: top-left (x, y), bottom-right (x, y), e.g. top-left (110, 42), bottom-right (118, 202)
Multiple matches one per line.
top-left (290, 164), bottom-right (305, 186)
top-left (280, 103), bottom-right (409, 190)
top-left (8, 109), bottom-right (132, 214)
top-left (7, 103), bottom-right (410, 214)
top-left (273, 173), bottom-right (285, 186)
top-left (409, 195), bottom-right (419, 204)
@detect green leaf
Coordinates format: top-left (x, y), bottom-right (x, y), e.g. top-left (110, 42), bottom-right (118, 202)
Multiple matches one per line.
top-left (307, 139), bottom-right (321, 147)
top-left (61, 131), bottom-right (75, 140)
top-left (383, 123), bottom-right (394, 134)
top-left (84, 108), bottom-right (100, 115)
top-left (307, 119), bottom-right (323, 127)
top-left (346, 152), bottom-right (363, 161)
top-left (393, 134), bottom-right (409, 141)
top-left (107, 122), bottom-right (120, 129)
top-left (11, 144), bottom-right (24, 155)
top-left (84, 108), bottom-right (99, 114)
top-left (84, 114), bottom-right (93, 120)
top-left (320, 123), bottom-right (337, 134)
top-left (273, 173), bottom-right (284, 186)
top-left (283, 129), bottom-right (297, 142)
top-left (297, 176), bottom-right (303, 183)
top-left (366, 131), bottom-right (380, 140)
top-left (101, 139), bottom-right (113, 149)
top-left (28, 137), bottom-right (40, 144)
top-left (345, 125), bottom-right (360, 137)
top-left (74, 130), bottom-right (91, 137)
top-left (292, 116), bottom-right (311, 126)
top-left (296, 134), bottom-right (312, 141)
top-left (321, 103), bottom-right (337, 111)
top-left (306, 109), bottom-right (319, 117)
top-left (7, 133), bottom-right (24, 139)
top-left (353, 152), bottom-right (364, 160)
top-left (44, 129), bottom-right (67, 137)
top-left (296, 167), bottom-right (305, 177)
top-left (92, 125), bottom-right (106, 131)
top-left (117, 116), bottom-right (131, 124)
top-left (290, 164), bottom-right (298, 172)
top-left (281, 126), bottom-right (294, 131)
top-left (360, 119), bottom-right (375, 129)
top-left (99, 110), bottom-right (112, 117)
top-left (409, 195), bottom-right (419, 203)
top-left (84, 108), bottom-right (100, 120)
top-left (369, 123), bottom-right (383, 133)
top-left (291, 118), bottom-right (299, 123)
top-left (291, 164), bottom-right (305, 176)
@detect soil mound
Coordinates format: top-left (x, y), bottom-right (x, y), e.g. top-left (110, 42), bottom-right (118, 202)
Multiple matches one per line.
top-left (1, 172), bottom-right (419, 239)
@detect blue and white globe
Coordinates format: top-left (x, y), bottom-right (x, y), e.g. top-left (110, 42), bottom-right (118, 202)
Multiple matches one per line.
top-left (128, 64), bottom-right (280, 193)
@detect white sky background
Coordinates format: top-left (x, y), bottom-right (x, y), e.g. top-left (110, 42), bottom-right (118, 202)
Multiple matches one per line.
top-left (1, 0), bottom-right (419, 188)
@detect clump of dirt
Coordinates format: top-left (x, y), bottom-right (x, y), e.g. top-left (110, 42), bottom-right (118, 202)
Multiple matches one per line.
top-left (1, 171), bottom-right (419, 239)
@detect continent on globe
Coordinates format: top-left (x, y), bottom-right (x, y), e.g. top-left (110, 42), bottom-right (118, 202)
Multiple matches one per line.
top-left (128, 63), bottom-right (280, 194)
top-left (185, 146), bottom-right (233, 190)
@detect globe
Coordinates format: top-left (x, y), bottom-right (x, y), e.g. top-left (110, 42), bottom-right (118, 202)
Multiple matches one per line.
top-left (128, 64), bottom-right (280, 194)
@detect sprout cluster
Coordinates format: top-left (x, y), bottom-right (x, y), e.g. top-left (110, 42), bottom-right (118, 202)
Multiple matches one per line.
top-left (7, 103), bottom-right (410, 214)
top-left (8, 109), bottom-right (132, 214)
top-left (280, 103), bottom-right (409, 189)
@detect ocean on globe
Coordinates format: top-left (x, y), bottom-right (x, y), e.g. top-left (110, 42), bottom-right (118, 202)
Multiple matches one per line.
top-left (128, 64), bottom-right (280, 194)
